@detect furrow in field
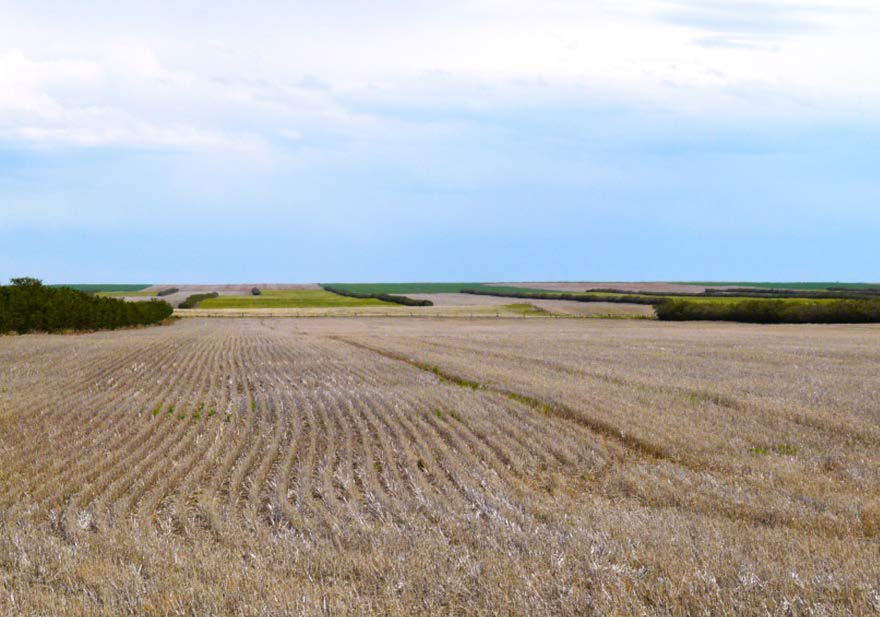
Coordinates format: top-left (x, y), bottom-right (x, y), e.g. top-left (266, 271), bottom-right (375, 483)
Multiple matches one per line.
top-left (332, 335), bottom-right (860, 537)
top-left (76, 334), bottom-right (220, 531)
top-left (18, 332), bottom-right (205, 511)
top-left (2, 331), bottom-right (189, 470)
top-left (0, 341), bottom-right (173, 506)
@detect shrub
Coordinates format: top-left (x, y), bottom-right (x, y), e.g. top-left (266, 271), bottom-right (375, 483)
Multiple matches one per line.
top-left (178, 292), bottom-right (220, 309)
top-left (322, 285), bottom-right (433, 307)
top-left (655, 298), bottom-right (880, 324)
top-left (157, 287), bottom-right (179, 297)
top-left (0, 278), bottom-right (173, 334)
top-left (251, 287), bottom-right (261, 296)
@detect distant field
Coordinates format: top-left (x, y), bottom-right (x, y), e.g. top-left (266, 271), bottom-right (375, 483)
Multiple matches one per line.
top-left (689, 295), bottom-right (835, 304)
top-left (198, 289), bottom-right (393, 309)
top-left (465, 289), bottom-right (840, 305)
top-left (97, 290), bottom-right (158, 297)
top-left (48, 284), bottom-right (151, 293)
top-left (323, 282), bottom-right (553, 294)
top-left (680, 281), bottom-right (879, 290)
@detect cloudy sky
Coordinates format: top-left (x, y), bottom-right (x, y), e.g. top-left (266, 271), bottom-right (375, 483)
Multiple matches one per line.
top-left (1, 0), bottom-right (878, 283)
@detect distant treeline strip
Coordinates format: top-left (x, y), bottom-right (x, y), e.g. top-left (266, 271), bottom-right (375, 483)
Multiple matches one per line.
top-left (0, 278), bottom-right (172, 334)
top-left (585, 287), bottom-right (880, 300)
top-left (178, 292), bottom-right (219, 309)
top-left (462, 288), bottom-right (880, 323)
top-left (47, 284), bottom-right (151, 293)
top-left (321, 285), bottom-right (433, 306)
top-left (157, 287), bottom-right (179, 297)
top-left (656, 299), bottom-right (880, 324)
top-left (461, 289), bottom-right (658, 305)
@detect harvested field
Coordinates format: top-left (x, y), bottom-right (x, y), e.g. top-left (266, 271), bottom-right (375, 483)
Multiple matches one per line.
top-left (408, 293), bottom-right (656, 317)
top-left (0, 318), bottom-right (879, 615)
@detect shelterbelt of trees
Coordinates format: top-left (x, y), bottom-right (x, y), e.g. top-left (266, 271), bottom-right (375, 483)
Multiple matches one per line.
top-left (655, 298), bottom-right (880, 323)
top-left (321, 285), bottom-right (433, 306)
top-left (462, 288), bottom-right (880, 323)
top-left (0, 278), bottom-right (173, 334)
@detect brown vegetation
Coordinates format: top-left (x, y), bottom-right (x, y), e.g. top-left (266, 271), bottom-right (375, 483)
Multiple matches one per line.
top-left (0, 318), bottom-right (878, 615)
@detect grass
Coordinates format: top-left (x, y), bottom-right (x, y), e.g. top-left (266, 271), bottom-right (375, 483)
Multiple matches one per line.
top-left (503, 303), bottom-right (550, 316)
top-left (198, 289), bottom-right (394, 309)
top-left (48, 284), bottom-right (151, 293)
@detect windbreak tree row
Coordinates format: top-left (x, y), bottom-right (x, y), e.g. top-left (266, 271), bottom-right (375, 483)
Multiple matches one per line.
top-left (0, 278), bottom-right (173, 334)
top-left (655, 298), bottom-right (880, 323)
top-left (178, 292), bottom-right (220, 308)
top-left (322, 285), bottom-right (433, 306)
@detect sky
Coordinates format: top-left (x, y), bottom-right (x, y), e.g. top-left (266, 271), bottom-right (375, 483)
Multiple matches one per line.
top-left (1, 0), bottom-right (879, 283)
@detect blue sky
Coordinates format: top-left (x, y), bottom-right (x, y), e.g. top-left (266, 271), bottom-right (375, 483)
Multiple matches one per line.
top-left (1, 1), bottom-right (878, 283)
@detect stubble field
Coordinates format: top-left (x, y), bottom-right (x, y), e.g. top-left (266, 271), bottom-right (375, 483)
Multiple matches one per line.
top-left (0, 318), bottom-right (878, 615)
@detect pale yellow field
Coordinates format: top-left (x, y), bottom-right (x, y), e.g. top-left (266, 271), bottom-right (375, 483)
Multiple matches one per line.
top-left (0, 318), bottom-right (878, 615)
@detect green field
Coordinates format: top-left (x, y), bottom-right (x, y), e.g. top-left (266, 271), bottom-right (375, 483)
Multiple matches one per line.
top-left (198, 290), bottom-right (395, 309)
top-left (680, 281), bottom-right (878, 291)
top-left (49, 284), bottom-right (152, 293)
top-left (504, 303), bottom-right (551, 316)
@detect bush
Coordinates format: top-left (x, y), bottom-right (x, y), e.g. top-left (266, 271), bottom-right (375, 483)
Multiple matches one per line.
top-left (321, 285), bottom-right (433, 307)
top-left (178, 292), bottom-right (219, 309)
top-left (251, 287), bottom-right (261, 296)
top-left (157, 287), bottom-right (179, 297)
top-left (655, 298), bottom-right (880, 323)
top-left (0, 278), bottom-right (173, 334)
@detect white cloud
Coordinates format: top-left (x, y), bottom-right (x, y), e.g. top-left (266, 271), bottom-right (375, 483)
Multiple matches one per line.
top-left (0, 1), bottom-right (877, 153)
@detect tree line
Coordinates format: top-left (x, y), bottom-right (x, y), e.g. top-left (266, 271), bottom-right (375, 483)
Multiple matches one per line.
top-left (178, 292), bottom-right (219, 308)
top-left (0, 278), bottom-right (173, 334)
top-left (655, 298), bottom-right (880, 323)
top-left (462, 287), bottom-right (880, 323)
top-left (321, 286), bottom-right (433, 306)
